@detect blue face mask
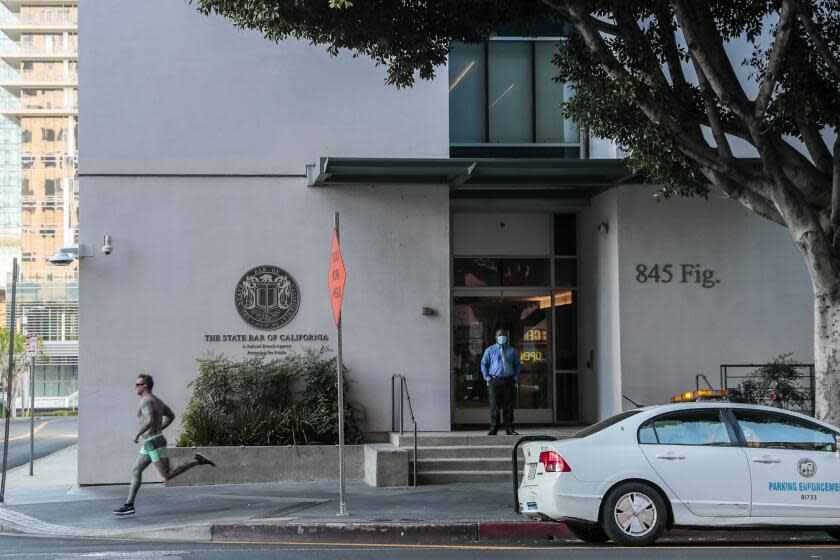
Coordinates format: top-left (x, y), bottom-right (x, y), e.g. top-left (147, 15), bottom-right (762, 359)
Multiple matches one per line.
top-left (496, 335), bottom-right (507, 345)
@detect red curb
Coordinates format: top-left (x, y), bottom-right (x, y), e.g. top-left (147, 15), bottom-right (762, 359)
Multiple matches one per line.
top-left (212, 521), bottom-right (479, 544)
top-left (479, 521), bottom-right (573, 542)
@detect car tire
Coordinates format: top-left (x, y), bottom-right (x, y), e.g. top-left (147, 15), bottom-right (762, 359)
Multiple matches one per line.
top-left (566, 522), bottom-right (609, 543)
top-left (600, 482), bottom-right (667, 546)
top-left (826, 529), bottom-right (840, 541)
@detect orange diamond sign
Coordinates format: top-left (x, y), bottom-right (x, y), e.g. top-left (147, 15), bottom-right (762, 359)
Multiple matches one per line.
top-left (328, 228), bottom-right (346, 327)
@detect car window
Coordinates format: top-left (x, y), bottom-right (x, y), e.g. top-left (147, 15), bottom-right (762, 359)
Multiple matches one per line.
top-left (734, 410), bottom-right (836, 452)
top-left (574, 410), bottom-right (642, 438)
top-left (642, 410), bottom-right (732, 446)
top-left (638, 421), bottom-right (658, 444)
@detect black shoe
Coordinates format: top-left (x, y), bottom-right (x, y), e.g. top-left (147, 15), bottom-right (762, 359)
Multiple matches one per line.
top-left (506, 429), bottom-right (519, 435)
top-left (487, 428), bottom-right (498, 436)
top-left (195, 452), bottom-right (216, 467)
top-left (113, 504), bottom-right (135, 516)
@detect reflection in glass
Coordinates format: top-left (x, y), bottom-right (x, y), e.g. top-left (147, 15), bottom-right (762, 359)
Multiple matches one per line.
top-left (535, 42), bottom-right (567, 143)
top-left (652, 412), bottom-right (731, 446)
top-left (449, 42), bottom-right (486, 143)
top-left (453, 296), bottom-right (551, 412)
top-left (735, 411), bottom-right (834, 451)
top-left (453, 258), bottom-right (501, 287)
top-left (502, 259), bottom-right (549, 286)
top-left (488, 41), bottom-right (532, 143)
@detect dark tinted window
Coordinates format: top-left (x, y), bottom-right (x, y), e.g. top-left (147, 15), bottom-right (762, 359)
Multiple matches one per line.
top-left (454, 258), bottom-right (550, 287)
top-left (554, 214), bottom-right (577, 256)
top-left (734, 410), bottom-right (835, 452)
top-left (647, 410), bottom-right (732, 446)
top-left (453, 258), bottom-right (501, 287)
top-left (575, 410), bottom-right (641, 438)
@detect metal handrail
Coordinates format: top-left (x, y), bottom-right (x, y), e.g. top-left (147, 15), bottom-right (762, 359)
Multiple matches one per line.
top-left (721, 362), bottom-right (816, 416)
top-left (696, 373), bottom-right (714, 391)
top-left (622, 394), bottom-right (643, 408)
top-left (512, 435), bottom-right (558, 513)
top-left (391, 373), bottom-right (418, 487)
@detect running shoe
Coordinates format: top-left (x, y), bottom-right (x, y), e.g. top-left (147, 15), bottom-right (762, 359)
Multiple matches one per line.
top-left (113, 504), bottom-right (135, 516)
top-left (194, 453), bottom-right (216, 467)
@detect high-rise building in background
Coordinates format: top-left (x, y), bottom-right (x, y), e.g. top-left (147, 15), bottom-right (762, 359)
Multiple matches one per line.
top-left (0, 1), bottom-right (78, 409)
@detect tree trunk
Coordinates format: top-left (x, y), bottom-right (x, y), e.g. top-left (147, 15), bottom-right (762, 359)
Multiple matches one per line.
top-left (814, 287), bottom-right (840, 424)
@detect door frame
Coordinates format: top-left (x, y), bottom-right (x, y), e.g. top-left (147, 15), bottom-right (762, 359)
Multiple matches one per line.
top-left (451, 287), bottom-right (555, 425)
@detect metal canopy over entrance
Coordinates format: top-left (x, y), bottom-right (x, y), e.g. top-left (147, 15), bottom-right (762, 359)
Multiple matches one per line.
top-left (307, 157), bottom-right (640, 199)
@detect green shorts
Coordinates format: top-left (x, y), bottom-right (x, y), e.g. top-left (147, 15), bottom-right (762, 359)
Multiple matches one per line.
top-left (139, 434), bottom-right (168, 462)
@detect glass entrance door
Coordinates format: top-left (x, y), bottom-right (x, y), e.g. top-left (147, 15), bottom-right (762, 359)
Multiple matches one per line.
top-left (452, 293), bottom-right (554, 424)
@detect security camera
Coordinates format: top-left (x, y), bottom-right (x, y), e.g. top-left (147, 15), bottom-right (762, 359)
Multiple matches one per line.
top-left (48, 251), bottom-right (76, 266)
top-left (102, 234), bottom-right (112, 255)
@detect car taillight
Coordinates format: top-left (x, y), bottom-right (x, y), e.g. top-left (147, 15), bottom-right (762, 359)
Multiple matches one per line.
top-left (538, 450), bottom-right (571, 472)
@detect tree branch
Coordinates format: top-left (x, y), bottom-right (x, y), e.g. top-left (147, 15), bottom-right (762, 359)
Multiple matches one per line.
top-left (702, 168), bottom-right (785, 225)
top-left (755, 0), bottom-right (795, 118)
top-left (692, 58), bottom-right (733, 160)
top-left (832, 134), bottom-right (840, 252)
top-left (554, 1), bottom-right (736, 177)
top-left (793, 112), bottom-right (833, 175)
top-left (793, 0), bottom-right (840, 82)
top-left (670, 1), bottom-right (754, 120)
top-left (612, 5), bottom-right (672, 92)
top-left (655, 1), bottom-right (688, 90)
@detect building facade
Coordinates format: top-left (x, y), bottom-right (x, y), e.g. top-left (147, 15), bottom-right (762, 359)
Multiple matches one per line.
top-left (0, 0), bottom-right (79, 410)
top-left (79, 0), bottom-right (813, 484)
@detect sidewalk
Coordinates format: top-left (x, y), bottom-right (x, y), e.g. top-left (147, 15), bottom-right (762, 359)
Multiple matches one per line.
top-left (0, 445), bottom-right (833, 545)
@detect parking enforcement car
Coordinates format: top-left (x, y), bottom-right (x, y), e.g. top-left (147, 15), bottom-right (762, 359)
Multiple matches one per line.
top-left (518, 399), bottom-right (840, 545)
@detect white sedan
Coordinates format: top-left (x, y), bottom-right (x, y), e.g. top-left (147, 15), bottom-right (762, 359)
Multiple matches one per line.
top-left (518, 402), bottom-right (840, 545)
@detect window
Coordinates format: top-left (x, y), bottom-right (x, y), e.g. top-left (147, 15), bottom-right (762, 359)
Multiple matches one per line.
top-left (21, 129), bottom-right (31, 143)
top-left (734, 410), bottom-right (836, 452)
top-left (640, 410), bottom-right (732, 446)
top-left (449, 35), bottom-right (579, 157)
top-left (41, 128), bottom-right (55, 142)
top-left (44, 179), bottom-right (56, 195)
top-left (454, 258), bottom-right (550, 287)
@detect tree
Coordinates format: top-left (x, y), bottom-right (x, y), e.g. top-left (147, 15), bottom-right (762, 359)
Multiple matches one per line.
top-left (0, 327), bottom-right (47, 418)
top-left (192, 1), bottom-right (840, 422)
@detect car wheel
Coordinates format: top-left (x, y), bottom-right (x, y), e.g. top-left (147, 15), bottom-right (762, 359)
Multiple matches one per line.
top-left (566, 522), bottom-right (609, 543)
top-left (601, 482), bottom-right (667, 546)
top-left (826, 529), bottom-right (840, 541)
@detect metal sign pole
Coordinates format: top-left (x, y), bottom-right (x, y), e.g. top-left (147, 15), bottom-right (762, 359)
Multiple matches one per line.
top-left (0, 258), bottom-right (19, 502)
top-left (334, 211), bottom-right (348, 516)
top-left (29, 357), bottom-right (34, 476)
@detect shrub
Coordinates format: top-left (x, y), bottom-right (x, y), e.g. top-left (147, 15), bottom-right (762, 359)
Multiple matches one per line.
top-left (177, 347), bottom-right (364, 447)
top-left (740, 353), bottom-right (809, 413)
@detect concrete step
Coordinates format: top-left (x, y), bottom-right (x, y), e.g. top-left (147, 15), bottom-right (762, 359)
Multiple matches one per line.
top-left (392, 434), bottom-right (557, 447)
top-left (417, 470), bottom-right (516, 484)
top-left (407, 445), bottom-right (518, 460)
top-left (413, 458), bottom-right (514, 472)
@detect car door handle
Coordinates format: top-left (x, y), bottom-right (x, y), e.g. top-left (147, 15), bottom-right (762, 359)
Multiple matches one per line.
top-left (752, 457), bottom-right (781, 464)
top-left (655, 454), bottom-right (685, 460)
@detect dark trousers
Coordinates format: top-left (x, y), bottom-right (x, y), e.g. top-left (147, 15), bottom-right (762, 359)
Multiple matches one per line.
top-left (488, 377), bottom-right (515, 430)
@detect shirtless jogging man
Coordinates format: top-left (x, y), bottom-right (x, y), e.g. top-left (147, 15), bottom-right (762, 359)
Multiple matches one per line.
top-left (113, 374), bottom-right (216, 515)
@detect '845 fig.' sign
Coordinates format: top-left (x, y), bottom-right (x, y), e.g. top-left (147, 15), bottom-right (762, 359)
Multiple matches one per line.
top-left (235, 265), bottom-right (301, 330)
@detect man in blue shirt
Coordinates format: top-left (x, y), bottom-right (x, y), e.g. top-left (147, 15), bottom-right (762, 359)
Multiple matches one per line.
top-left (481, 329), bottom-right (521, 435)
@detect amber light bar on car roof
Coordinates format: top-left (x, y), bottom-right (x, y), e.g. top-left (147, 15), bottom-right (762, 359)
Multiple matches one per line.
top-left (670, 389), bottom-right (729, 403)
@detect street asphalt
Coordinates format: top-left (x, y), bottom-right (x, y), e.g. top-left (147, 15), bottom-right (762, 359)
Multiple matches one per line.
top-left (1, 534), bottom-right (840, 559)
top-left (0, 416), bottom-right (77, 471)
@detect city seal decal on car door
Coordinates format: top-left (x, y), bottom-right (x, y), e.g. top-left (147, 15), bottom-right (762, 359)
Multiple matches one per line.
top-left (798, 458), bottom-right (816, 478)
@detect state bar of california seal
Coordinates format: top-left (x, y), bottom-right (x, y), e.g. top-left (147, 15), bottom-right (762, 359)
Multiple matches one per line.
top-left (235, 265), bottom-right (300, 330)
